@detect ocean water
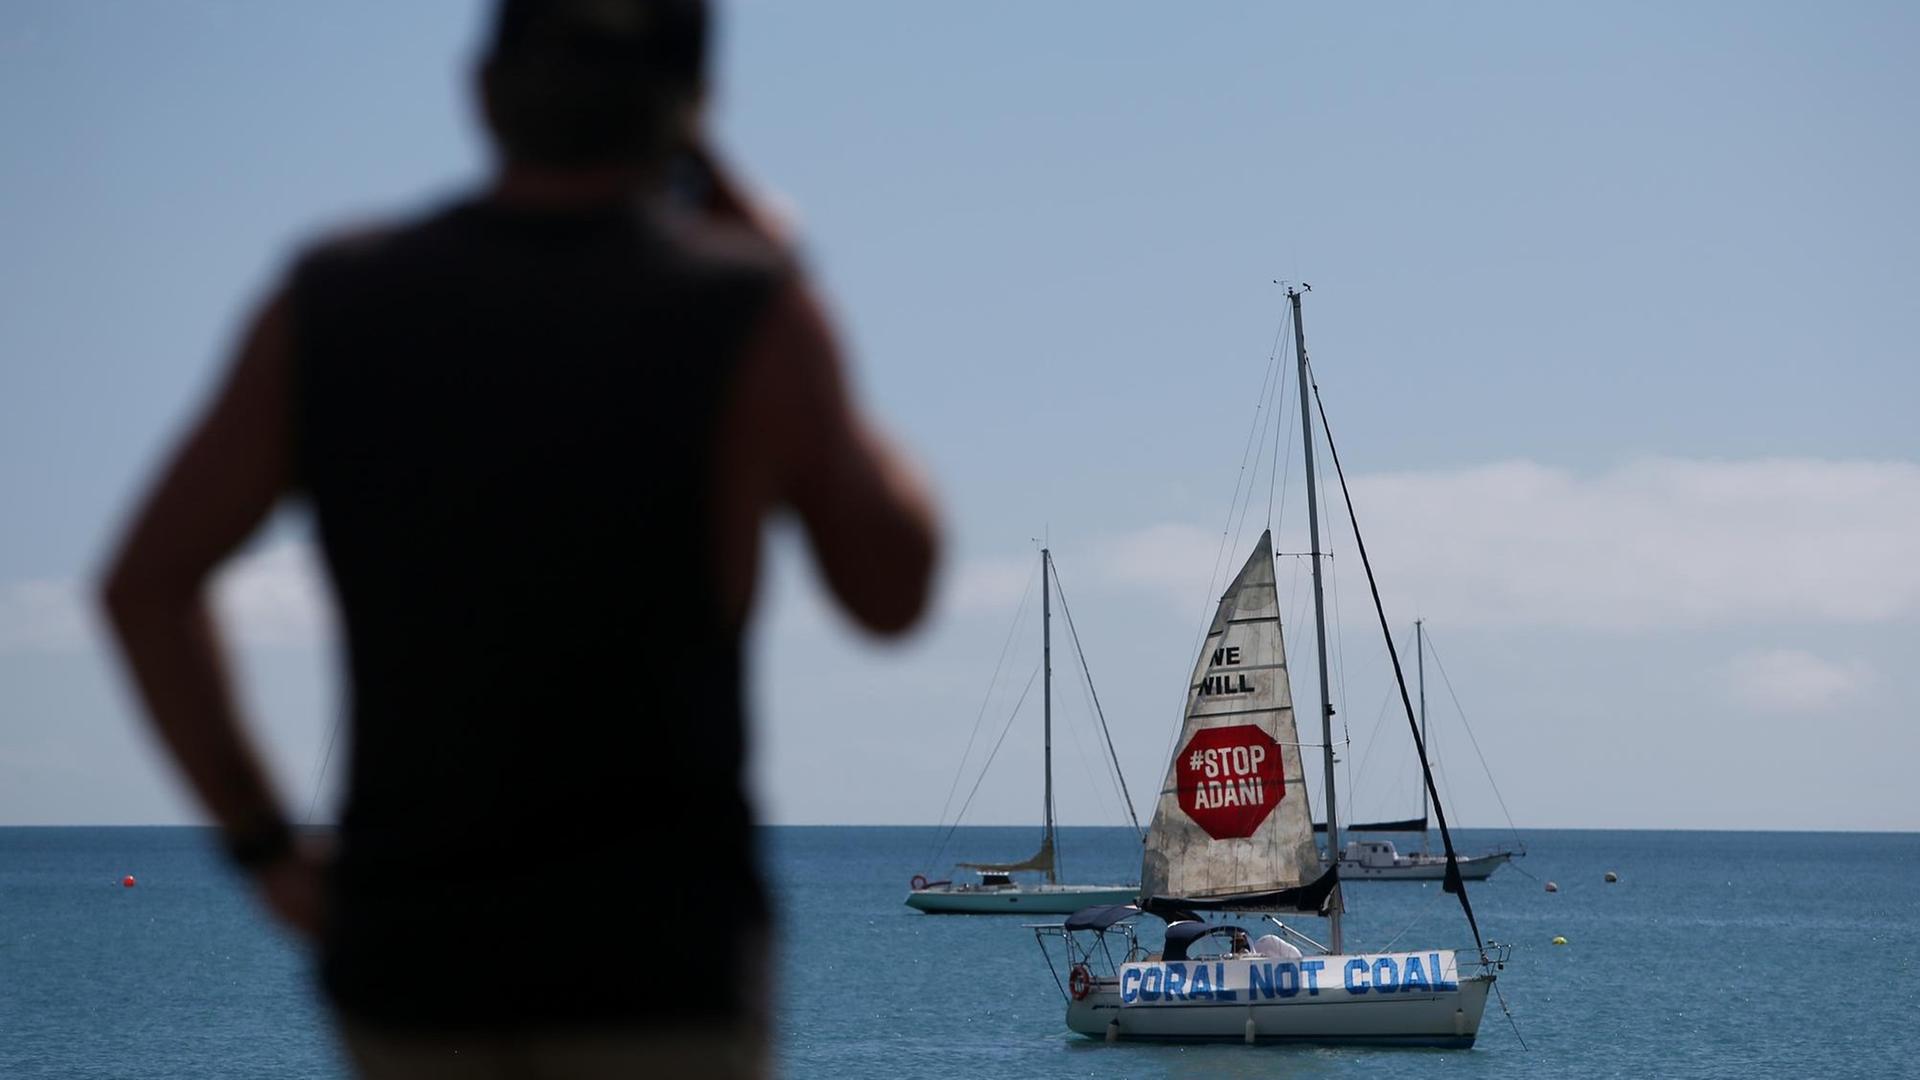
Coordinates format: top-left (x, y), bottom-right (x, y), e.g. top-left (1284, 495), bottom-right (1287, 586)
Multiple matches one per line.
top-left (2, 827), bottom-right (1915, 1078)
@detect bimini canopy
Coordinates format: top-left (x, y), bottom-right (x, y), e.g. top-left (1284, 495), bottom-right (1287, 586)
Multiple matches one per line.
top-left (1162, 921), bottom-right (1247, 962)
top-left (1063, 904), bottom-right (1143, 933)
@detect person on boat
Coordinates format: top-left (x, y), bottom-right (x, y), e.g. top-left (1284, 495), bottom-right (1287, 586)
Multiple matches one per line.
top-left (96, 1), bottom-right (939, 1076)
top-left (1254, 930), bottom-right (1305, 962)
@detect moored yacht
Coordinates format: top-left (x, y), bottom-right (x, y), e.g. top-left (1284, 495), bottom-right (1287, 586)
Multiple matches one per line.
top-left (1317, 621), bottom-right (1522, 881)
top-left (908, 546), bottom-right (1137, 914)
top-left (1033, 286), bottom-right (1509, 1047)
top-left (1330, 838), bottom-right (1511, 881)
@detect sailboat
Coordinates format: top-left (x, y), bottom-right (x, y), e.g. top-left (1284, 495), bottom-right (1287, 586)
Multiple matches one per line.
top-left (1033, 286), bottom-right (1507, 1046)
top-left (1318, 620), bottom-right (1520, 881)
top-left (907, 547), bottom-right (1138, 914)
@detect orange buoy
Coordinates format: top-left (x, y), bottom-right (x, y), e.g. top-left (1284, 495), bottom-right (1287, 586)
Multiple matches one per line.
top-left (121, 875), bottom-right (137, 888)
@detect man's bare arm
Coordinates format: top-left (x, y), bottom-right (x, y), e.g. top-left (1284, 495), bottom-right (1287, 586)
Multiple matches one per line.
top-left (97, 290), bottom-right (324, 935)
top-left (718, 280), bottom-right (940, 634)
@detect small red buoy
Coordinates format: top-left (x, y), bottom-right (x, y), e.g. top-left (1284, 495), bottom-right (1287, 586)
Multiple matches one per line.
top-left (122, 875), bottom-right (137, 888)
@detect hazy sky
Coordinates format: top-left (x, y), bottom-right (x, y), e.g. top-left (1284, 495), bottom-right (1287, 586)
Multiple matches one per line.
top-left (1, 2), bottom-right (1914, 832)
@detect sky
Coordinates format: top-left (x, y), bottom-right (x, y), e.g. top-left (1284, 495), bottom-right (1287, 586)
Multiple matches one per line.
top-left (0, 2), bottom-right (1915, 833)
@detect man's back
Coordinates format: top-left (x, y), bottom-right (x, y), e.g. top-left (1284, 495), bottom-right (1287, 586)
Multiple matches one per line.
top-left (292, 199), bottom-right (787, 1027)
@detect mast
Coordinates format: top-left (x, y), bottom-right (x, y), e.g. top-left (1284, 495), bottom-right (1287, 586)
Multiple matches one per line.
top-left (1417, 619), bottom-right (1428, 856)
top-left (1042, 547), bottom-right (1057, 884)
top-left (1291, 286), bottom-right (1342, 953)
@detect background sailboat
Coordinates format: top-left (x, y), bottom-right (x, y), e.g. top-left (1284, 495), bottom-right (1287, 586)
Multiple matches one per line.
top-left (1316, 620), bottom-right (1522, 881)
top-left (907, 547), bottom-right (1137, 914)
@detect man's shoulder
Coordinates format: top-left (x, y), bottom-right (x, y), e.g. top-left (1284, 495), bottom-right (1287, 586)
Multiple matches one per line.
top-left (289, 202), bottom-right (468, 280)
top-left (650, 208), bottom-right (792, 284)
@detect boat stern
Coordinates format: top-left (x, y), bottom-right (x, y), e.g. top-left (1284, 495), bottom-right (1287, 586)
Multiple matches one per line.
top-left (1065, 980), bottom-right (1124, 1039)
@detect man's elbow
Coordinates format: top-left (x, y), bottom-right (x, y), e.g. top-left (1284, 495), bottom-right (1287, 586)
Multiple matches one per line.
top-left (97, 562), bottom-right (142, 629)
top-left (96, 558), bottom-right (193, 633)
top-left (851, 522), bottom-right (939, 637)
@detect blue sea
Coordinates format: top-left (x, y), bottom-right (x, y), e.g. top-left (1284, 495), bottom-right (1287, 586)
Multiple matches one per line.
top-left (2, 826), bottom-right (1915, 1077)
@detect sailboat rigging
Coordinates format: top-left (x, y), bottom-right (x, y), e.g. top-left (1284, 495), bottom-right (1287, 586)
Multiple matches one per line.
top-left (1033, 286), bottom-right (1508, 1047)
top-left (907, 546), bottom-right (1138, 914)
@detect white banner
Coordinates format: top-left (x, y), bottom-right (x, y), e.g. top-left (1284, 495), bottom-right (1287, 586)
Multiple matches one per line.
top-left (1117, 951), bottom-right (1461, 1007)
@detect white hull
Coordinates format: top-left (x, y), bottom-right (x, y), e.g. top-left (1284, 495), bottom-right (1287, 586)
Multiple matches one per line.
top-left (1067, 966), bottom-right (1493, 1047)
top-left (907, 883), bottom-right (1137, 914)
top-left (1332, 851), bottom-right (1512, 881)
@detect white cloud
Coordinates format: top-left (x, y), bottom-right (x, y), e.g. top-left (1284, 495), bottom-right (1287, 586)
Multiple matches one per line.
top-left (0, 578), bottom-right (93, 652)
top-left (940, 554), bottom-right (1037, 617)
top-left (1088, 457), bottom-right (1920, 632)
top-left (1718, 649), bottom-right (1874, 713)
top-left (938, 522), bottom-right (1257, 622)
top-left (10, 456), bottom-right (1916, 654)
top-left (0, 540), bottom-right (334, 654)
top-left (1086, 522), bottom-right (1222, 609)
top-left (211, 540), bottom-right (336, 647)
top-left (1354, 458), bottom-right (1920, 629)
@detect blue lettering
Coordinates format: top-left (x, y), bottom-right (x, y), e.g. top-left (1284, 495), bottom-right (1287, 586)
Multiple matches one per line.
top-left (1120, 968), bottom-right (1142, 1004)
top-left (1344, 958), bottom-right (1370, 994)
top-left (1248, 962), bottom-right (1274, 1000)
top-left (1275, 961), bottom-right (1300, 998)
top-left (1372, 957), bottom-right (1399, 993)
top-left (1140, 967), bottom-right (1163, 1002)
top-left (1164, 963), bottom-right (1188, 1001)
top-left (1430, 952), bottom-right (1459, 992)
top-left (1402, 955), bottom-right (1431, 993)
top-left (1300, 959), bottom-right (1325, 996)
top-left (1190, 963), bottom-right (1213, 1000)
top-left (1214, 962), bottom-right (1238, 1001)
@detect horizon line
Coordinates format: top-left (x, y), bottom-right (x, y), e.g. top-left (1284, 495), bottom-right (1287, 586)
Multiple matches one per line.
top-left (5, 822), bottom-right (1916, 835)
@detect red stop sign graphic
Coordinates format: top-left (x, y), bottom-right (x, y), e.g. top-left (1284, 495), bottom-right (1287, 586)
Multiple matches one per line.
top-left (1176, 724), bottom-right (1285, 840)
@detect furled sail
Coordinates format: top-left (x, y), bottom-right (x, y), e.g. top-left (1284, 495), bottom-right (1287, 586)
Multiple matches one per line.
top-left (1140, 531), bottom-right (1337, 912)
top-left (1313, 816), bottom-right (1427, 834)
top-left (957, 831), bottom-right (1055, 880)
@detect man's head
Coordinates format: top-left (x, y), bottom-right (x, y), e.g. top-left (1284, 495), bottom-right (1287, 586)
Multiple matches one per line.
top-left (480, 0), bottom-right (709, 169)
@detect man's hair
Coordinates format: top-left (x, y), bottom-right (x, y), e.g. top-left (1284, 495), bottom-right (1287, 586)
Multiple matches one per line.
top-left (484, 0), bottom-right (709, 167)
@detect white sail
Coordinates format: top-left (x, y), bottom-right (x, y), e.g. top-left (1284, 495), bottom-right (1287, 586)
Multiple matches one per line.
top-left (1140, 530), bottom-right (1329, 907)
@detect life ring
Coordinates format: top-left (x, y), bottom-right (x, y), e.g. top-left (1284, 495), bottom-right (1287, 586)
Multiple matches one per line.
top-left (910, 874), bottom-right (929, 891)
top-left (1069, 964), bottom-right (1094, 1000)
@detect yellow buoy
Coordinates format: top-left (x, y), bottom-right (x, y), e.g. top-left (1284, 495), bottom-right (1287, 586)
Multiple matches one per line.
top-left (1552, 936), bottom-right (1568, 946)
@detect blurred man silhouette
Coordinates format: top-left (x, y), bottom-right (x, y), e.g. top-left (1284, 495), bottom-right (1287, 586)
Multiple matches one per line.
top-left (99, 1), bottom-right (939, 1075)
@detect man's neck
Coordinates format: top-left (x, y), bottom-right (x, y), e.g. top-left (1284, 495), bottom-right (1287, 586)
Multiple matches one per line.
top-left (487, 162), bottom-right (661, 211)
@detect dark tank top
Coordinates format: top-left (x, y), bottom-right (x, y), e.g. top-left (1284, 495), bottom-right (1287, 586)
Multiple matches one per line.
top-left (289, 196), bottom-right (784, 1029)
